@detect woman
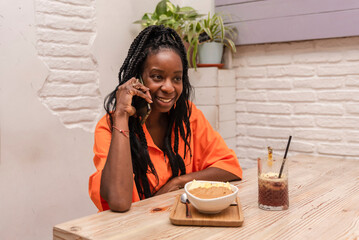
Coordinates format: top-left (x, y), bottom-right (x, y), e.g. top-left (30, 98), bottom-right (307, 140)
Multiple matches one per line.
top-left (89, 25), bottom-right (242, 212)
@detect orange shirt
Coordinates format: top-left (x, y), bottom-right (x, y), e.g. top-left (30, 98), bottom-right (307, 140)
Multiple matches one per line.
top-left (89, 103), bottom-right (243, 212)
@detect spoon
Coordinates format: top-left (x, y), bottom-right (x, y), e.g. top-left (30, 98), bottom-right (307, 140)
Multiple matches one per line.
top-left (180, 193), bottom-right (192, 218)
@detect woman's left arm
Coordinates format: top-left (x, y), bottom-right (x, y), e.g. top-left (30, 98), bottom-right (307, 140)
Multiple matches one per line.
top-left (155, 104), bottom-right (242, 196)
top-left (154, 167), bottom-right (239, 195)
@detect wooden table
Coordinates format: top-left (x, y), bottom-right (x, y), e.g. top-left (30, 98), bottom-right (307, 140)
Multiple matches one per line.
top-left (54, 155), bottom-right (359, 239)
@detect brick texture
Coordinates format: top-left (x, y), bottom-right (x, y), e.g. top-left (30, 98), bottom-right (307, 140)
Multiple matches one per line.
top-left (235, 37), bottom-right (359, 168)
top-left (31, 1), bottom-right (359, 163)
top-left (34, 0), bottom-right (101, 132)
top-left (189, 68), bottom-right (237, 150)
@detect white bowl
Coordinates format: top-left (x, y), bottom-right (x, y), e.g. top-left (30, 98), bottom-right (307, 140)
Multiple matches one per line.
top-left (184, 180), bottom-right (238, 214)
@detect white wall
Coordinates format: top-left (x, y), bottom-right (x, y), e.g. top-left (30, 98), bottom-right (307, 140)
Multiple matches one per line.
top-left (189, 68), bottom-right (237, 151)
top-left (0, 0), bottom-right (212, 239)
top-left (0, 1), bottom-right (98, 239)
top-left (234, 37), bottom-right (359, 168)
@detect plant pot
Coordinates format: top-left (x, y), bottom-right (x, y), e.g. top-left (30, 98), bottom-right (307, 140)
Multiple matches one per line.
top-left (198, 42), bottom-right (224, 64)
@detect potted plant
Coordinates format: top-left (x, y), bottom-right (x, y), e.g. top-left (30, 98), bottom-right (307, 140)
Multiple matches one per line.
top-left (185, 13), bottom-right (237, 68)
top-left (134, 0), bottom-right (203, 40)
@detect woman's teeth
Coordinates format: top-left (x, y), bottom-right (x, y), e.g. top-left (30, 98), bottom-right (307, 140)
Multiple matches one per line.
top-left (157, 97), bottom-right (172, 103)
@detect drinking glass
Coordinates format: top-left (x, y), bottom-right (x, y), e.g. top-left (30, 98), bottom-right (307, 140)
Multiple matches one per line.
top-left (258, 155), bottom-right (289, 210)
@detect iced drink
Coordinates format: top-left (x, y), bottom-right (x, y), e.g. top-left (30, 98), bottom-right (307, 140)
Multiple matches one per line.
top-left (258, 154), bottom-right (289, 211)
top-left (258, 172), bottom-right (288, 210)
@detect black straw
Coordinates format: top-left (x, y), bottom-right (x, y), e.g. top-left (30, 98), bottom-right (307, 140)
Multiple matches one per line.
top-left (278, 136), bottom-right (292, 178)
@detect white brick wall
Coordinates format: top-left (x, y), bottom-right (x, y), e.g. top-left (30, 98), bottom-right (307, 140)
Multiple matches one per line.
top-left (189, 68), bottom-right (236, 149)
top-left (34, 0), bottom-right (101, 132)
top-left (234, 37), bottom-right (359, 168)
top-left (30, 1), bottom-right (359, 166)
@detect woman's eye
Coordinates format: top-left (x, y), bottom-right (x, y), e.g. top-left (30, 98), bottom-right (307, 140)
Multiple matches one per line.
top-left (174, 76), bottom-right (182, 82)
top-left (151, 75), bottom-right (162, 80)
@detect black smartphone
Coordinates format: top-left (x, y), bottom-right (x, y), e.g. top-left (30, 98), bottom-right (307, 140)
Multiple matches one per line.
top-left (132, 75), bottom-right (151, 125)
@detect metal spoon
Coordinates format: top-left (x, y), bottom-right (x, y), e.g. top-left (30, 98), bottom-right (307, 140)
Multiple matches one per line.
top-left (180, 193), bottom-right (192, 218)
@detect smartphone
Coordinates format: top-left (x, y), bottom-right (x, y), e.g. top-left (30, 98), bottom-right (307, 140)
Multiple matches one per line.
top-left (132, 75), bottom-right (151, 125)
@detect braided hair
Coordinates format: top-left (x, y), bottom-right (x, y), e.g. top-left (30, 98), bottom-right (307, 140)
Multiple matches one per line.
top-left (104, 25), bottom-right (193, 199)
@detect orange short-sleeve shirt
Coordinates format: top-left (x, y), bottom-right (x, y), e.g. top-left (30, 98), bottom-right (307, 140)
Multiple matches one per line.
top-left (89, 103), bottom-right (242, 212)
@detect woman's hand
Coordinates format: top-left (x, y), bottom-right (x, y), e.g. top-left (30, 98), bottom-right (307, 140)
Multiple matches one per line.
top-left (101, 77), bottom-right (152, 212)
top-left (114, 77), bottom-right (152, 118)
top-left (154, 177), bottom-right (183, 196)
top-left (153, 168), bottom-right (240, 197)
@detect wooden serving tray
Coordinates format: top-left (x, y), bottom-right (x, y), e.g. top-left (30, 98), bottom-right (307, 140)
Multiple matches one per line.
top-left (169, 195), bottom-right (244, 227)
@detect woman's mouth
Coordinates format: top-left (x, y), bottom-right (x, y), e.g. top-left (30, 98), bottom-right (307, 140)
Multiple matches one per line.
top-left (156, 97), bottom-right (173, 103)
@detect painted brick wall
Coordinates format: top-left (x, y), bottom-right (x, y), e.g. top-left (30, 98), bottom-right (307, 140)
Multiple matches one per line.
top-left (189, 68), bottom-right (237, 150)
top-left (30, 0), bottom-right (359, 169)
top-left (234, 37), bottom-right (359, 168)
top-left (34, 0), bottom-right (102, 132)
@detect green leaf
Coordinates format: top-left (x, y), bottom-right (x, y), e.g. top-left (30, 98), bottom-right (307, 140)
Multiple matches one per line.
top-left (155, 0), bottom-right (168, 16)
top-left (227, 39), bottom-right (237, 53)
top-left (186, 12), bottom-right (199, 19)
top-left (166, 1), bottom-right (176, 13)
top-left (192, 40), bottom-right (198, 69)
top-left (159, 14), bottom-right (171, 21)
top-left (180, 6), bottom-right (195, 12)
top-left (218, 17), bottom-right (224, 40)
top-left (142, 13), bottom-right (150, 21)
top-left (186, 46), bottom-right (192, 67)
top-left (204, 29), bottom-right (213, 40)
top-left (151, 12), bottom-right (158, 20)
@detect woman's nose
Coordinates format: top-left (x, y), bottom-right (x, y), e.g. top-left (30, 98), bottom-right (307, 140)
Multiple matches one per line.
top-left (161, 78), bottom-right (175, 93)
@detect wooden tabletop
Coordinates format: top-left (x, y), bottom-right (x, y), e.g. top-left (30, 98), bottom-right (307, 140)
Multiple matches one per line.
top-left (54, 155), bottom-right (359, 240)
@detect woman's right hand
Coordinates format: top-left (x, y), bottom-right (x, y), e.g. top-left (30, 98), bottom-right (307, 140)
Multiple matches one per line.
top-left (114, 77), bottom-right (152, 118)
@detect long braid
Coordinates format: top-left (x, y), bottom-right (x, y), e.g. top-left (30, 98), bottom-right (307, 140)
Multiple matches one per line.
top-left (163, 112), bottom-right (179, 178)
top-left (166, 27), bottom-right (192, 161)
top-left (104, 25), bottom-right (193, 199)
top-left (173, 112), bottom-right (186, 175)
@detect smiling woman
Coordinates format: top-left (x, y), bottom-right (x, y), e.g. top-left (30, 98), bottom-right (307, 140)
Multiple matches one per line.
top-left (142, 49), bottom-right (183, 114)
top-left (88, 25), bottom-right (243, 212)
